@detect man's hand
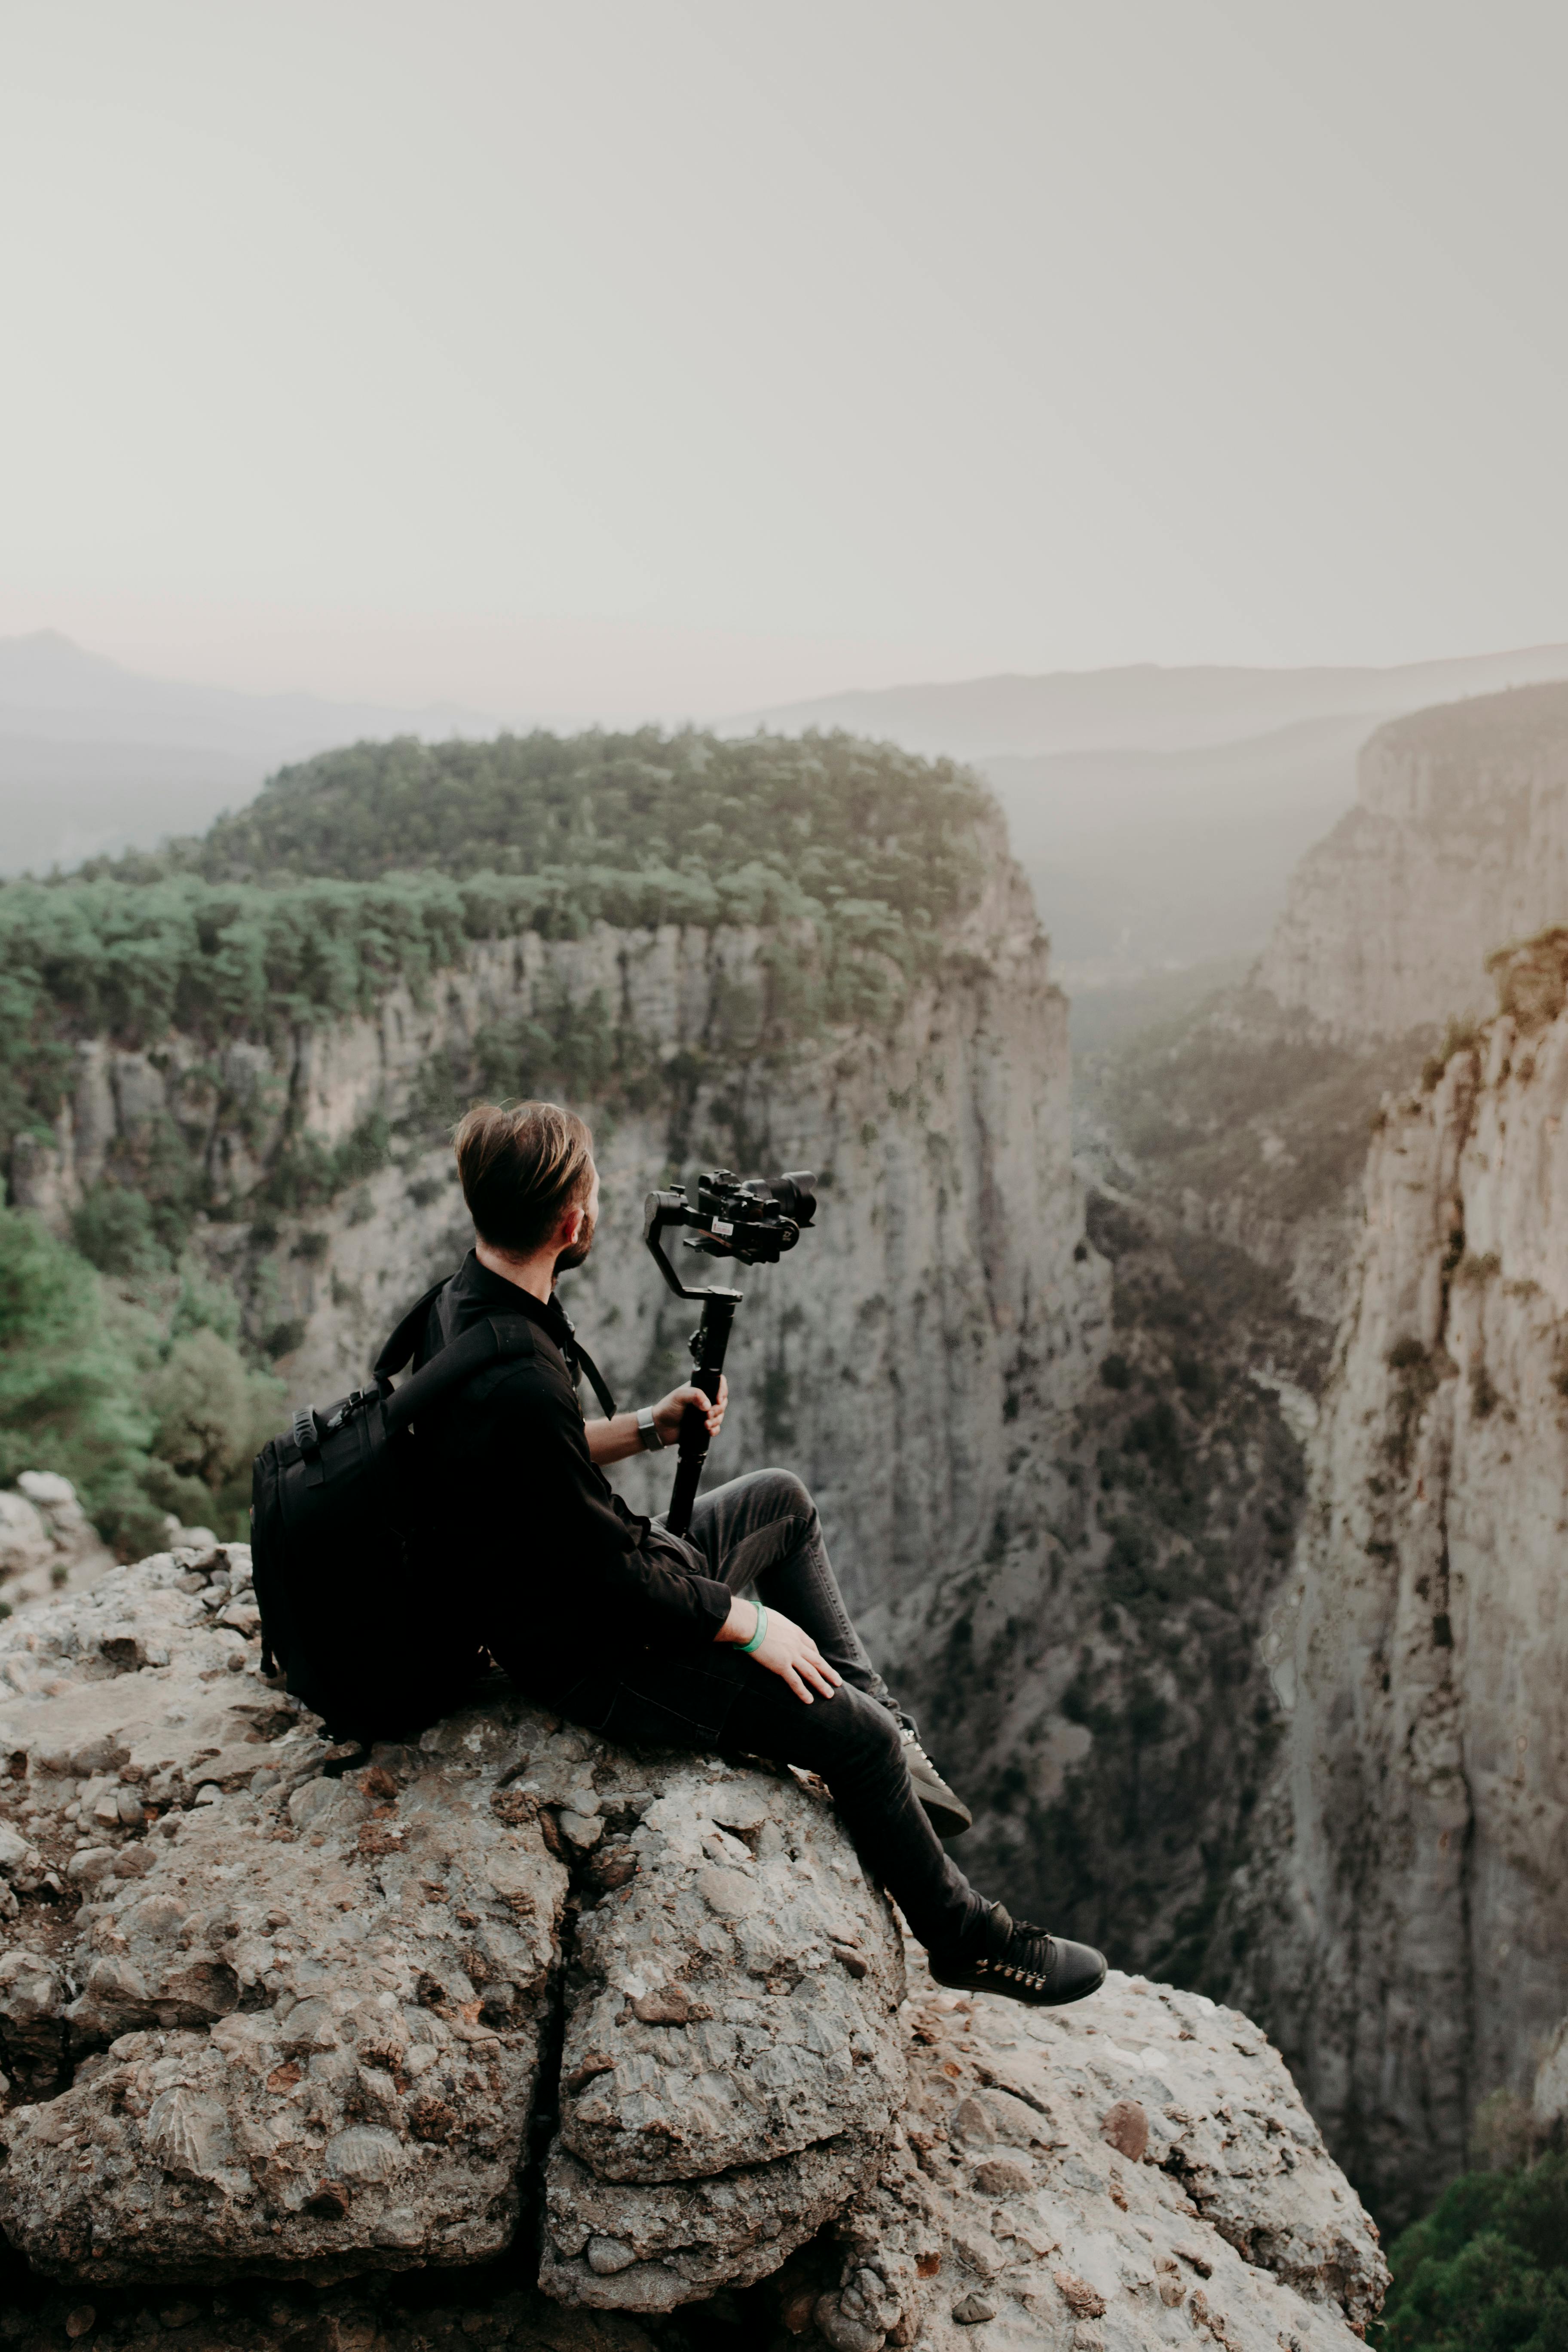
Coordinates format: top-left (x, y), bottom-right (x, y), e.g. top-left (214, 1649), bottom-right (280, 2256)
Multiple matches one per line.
top-left (583, 1375), bottom-right (729, 1467)
top-left (717, 1597), bottom-right (842, 1704)
top-left (653, 1373), bottom-right (727, 1447)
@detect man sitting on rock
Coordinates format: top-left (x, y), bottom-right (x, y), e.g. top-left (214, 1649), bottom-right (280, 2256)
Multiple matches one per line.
top-left (412, 1098), bottom-right (1105, 2010)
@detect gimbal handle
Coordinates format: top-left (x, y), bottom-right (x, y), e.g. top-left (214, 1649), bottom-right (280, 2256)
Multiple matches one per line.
top-left (643, 1190), bottom-right (743, 1536)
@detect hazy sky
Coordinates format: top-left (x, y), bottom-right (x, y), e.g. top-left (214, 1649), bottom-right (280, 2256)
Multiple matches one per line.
top-left (4, 1), bottom-right (1568, 719)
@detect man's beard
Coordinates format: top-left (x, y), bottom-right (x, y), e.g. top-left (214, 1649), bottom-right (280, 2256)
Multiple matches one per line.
top-left (554, 1209), bottom-right (597, 1275)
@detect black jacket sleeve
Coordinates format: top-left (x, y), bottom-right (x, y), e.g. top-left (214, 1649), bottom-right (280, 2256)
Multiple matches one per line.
top-left (473, 1360), bottom-right (733, 1654)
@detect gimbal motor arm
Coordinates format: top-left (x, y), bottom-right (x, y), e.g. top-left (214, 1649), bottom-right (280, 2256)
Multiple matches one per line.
top-left (642, 1189), bottom-right (744, 1305)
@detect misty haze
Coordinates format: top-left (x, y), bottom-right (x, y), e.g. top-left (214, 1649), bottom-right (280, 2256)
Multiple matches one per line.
top-left (0, 8), bottom-right (1565, 2349)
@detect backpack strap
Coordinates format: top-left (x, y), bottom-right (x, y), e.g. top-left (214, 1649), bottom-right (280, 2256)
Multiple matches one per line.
top-left (372, 1277), bottom-right (453, 1388)
top-left (570, 1337), bottom-right (617, 1422)
top-left (384, 1313), bottom-right (536, 1435)
top-left (375, 1272), bottom-right (619, 1422)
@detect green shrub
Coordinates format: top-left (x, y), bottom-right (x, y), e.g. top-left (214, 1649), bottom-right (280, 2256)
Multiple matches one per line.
top-left (0, 1202), bottom-right (153, 1549)
top-left (168, 1257), bottom-right (242, 1344)
top-left (147, 1329), bottom-right (283, 1489)
top-left (71, 1185), bottom-right (167, 1279)
top-left (1379, 2154), bottom-right (1568, 2352)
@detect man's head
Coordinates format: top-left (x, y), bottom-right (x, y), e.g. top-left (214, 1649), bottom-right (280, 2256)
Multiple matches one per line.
top-left (451, 1101), bottom-right (598, 1271)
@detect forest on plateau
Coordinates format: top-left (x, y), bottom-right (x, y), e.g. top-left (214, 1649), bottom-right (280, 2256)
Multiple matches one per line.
top-left (0, 729), bottom-right (992, 1564)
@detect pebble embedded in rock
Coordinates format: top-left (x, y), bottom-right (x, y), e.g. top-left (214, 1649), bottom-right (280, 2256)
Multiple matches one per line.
top-left (952, 2292), bottom-right (997, 2325)
top-left (1099, 2095), bottom-right (1148, 2162)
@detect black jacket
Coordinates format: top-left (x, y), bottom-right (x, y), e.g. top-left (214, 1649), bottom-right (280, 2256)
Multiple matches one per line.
top-left (410, 1253), bottom-right (731, 1694)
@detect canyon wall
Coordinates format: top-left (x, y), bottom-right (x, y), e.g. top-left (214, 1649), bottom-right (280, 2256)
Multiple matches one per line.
top-left (1256, 679), bottom-right (1568, 1041)
top-left (8, 827), bottom-right (1107, 1615)
top-left (1222, 935), bottom-right (1568, 2228)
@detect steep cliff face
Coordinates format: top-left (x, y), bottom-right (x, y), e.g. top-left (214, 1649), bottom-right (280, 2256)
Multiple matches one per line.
top-left (1257, 680), bottom-right (1568, 1041)
top-left (1222, 934), bottom-right (1568, 2228)
top-left (10, 829), bottom-right (1105, 1615)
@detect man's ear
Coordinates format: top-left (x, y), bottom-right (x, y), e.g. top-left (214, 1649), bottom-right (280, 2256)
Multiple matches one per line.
top-left (558, 1201), bottom-right (585, 1250)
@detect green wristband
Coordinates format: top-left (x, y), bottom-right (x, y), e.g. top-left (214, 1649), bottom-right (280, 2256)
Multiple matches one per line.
top-left (739, 1603), bottom-right (768, 1655)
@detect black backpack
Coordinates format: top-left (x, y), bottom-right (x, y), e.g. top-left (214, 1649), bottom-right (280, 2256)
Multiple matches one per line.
top-left (250, 1276), bottom-right (613, 1742)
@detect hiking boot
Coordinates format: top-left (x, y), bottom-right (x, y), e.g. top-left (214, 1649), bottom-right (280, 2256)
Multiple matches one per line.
top-left (900, 1727), bottom-right (972, 1838)
top-left (928, 1902), bottom-right (1106, 2006)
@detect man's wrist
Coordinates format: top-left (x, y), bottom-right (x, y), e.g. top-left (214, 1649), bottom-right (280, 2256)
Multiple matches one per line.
top-left (636, 1404), bottom-right (665, 1452)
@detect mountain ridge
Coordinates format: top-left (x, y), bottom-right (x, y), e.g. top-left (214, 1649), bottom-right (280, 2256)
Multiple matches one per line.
top-left (726, 641), bottom-right (1568, 759)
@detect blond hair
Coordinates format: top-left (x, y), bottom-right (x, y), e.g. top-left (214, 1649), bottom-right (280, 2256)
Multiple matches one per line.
top-left (450, 1101), bottom-right (594, 1252)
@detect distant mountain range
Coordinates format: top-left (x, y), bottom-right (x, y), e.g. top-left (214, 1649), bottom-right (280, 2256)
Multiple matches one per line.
top-left (725, 643), bottom-right (1568, 982)
top-left (727, 643), bottom-right (1568, 759)
top-left (0, 632), bottom-right (496, 874)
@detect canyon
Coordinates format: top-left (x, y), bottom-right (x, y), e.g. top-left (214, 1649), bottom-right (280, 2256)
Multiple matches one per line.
top-left (6, 683), bottom-right (1568, 2303)
top-left (1092, 683), bottom-right (1568, 2228)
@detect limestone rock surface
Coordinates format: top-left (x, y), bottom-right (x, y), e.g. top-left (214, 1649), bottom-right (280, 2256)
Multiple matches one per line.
top-left (0, 1543), bottom-right (569, 2283)
top-left (0, 1536), bottom-right (1387, 2346)
top-left (539, 1744), bottom-right (905, 2310)
top-left (0, 1475), bottom-right (112, 1610)
top-left (1222, 955), bottom-right (1568, 2224)
top-left (791, 1948), bottom-right (1387, 2352)
top-left (0, 1540), bottom-right (910, 2303)
top-left (1256, 680), bottom-right (1568, 1041)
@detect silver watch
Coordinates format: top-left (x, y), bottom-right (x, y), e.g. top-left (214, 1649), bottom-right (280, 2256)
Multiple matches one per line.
top-left (636, 1405), bottom-right (664, 1452)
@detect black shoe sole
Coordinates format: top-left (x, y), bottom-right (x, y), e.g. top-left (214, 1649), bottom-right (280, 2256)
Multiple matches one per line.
top-left (928, 1948), bottom-right (1107, 2007)
top-left (918, 1795), bottom-right (973, 1839)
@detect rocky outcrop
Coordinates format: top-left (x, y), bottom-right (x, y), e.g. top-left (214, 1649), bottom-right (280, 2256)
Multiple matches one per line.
top-left (9, 825), bottom-right (1106, 1620)
top-left (0, 1546), bottom-right (903, 2302)
top-left (1256, 680), bottom-right (1568, 1041)
top-left (0, 1474), bottom-right (112, 1609)
top-left (1222, 935), bottom-right (1568, 2227)
top-left (0, 1536), bottom-right (1386, 2346)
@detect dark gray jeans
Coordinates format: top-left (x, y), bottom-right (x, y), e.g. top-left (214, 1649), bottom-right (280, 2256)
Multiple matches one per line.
top-left (553, 1467), bottom-right (985, 1954)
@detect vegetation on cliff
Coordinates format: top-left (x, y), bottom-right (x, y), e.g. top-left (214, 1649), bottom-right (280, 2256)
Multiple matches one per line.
top-left (0, 728), bottom-right (995, 1551)
top-left (116, 726), bottom-right (986, 907)
top-left (1380, 2153), bottom-right (1568, 2352)
top-left (0, 1200), bottom-right (281, 1557)
top-left (5, 730), bottom-right (989, 1165)
top-left (1078, 977), bottom-right (1425, 1253)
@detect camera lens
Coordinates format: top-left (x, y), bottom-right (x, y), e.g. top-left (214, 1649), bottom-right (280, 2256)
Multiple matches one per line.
top-left (769, 1171), bottom-right (816, 1225)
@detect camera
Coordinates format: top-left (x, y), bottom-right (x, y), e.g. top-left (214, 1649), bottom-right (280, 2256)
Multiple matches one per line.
top-left (643, 1169), bottom-right (816, 1283)
top-left (642, 1168), bottom-right (818, 1535)
top-left (686, 1169), bottom-right (817, 1265)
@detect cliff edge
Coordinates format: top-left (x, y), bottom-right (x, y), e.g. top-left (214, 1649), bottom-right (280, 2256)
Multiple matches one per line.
top-left (1256, 680), bottom-right (1568, 1041)
top-left (0, 1531), bottom-right (1385, 2348)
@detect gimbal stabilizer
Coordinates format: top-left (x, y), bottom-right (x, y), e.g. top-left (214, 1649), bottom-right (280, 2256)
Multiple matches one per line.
top-left (642, 1170), bottom-right (817, 1535)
